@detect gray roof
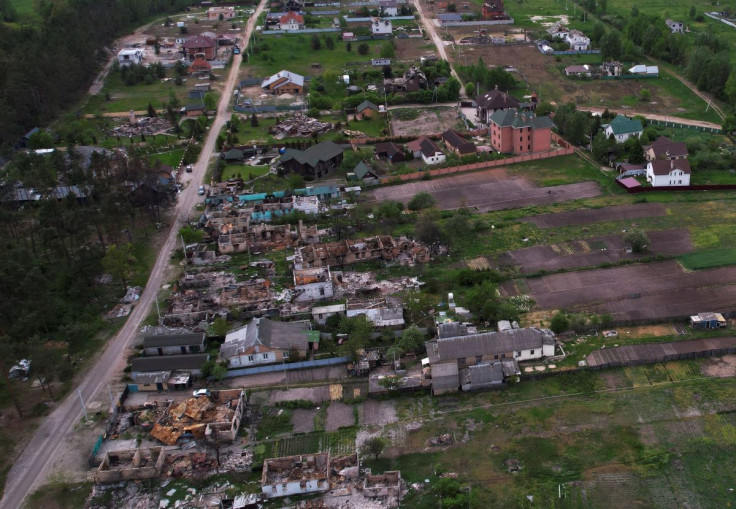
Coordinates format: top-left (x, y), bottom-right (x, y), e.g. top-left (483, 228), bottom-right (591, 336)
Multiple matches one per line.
top-left (466, 362), bottom-right (503, 385)
top-left (352, 161), bottom-right (376, 180)
top-left (224, 148), bottom-right (245, 160)
top-left (280, 141), bottom-right (344, 169)
top-left (131, 354), bottom-right (210, 373)
top-left (221, 317), bottom-right (310, 359)
top-left (435, 328), bottom-right (555, 361)
top-left (438, 322), bottom-right (468, 339)
top-left (357, 100), bottom-right (378, 112)
top-left (132, 371), bottom-right (171, 384)
top-left (476, 88), bottom-right (519, 110)
top-left (488, 109), bottom-right (554, 129)
top-left (438, 13), bottom-right (462, 21)
top-left (143, 333), bottom-right (206, 349)
top-left (431, 362), bottom-right (459, 391)
top-left (419, 138), bottom-right (442, 158)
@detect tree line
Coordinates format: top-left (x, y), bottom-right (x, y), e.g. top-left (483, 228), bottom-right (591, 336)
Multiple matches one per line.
top-left (0, 0), bottom-right (196, 151)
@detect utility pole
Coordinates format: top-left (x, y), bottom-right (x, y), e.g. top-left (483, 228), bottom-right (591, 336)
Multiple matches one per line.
top-left (77, 388), bottom-right (89, 422)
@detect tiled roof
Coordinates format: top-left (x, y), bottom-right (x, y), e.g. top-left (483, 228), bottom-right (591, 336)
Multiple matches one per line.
top-left (488, 109), bottom-right (554, 129)
top-left (476, 88), bottom-right (519, 110)
top-left (648, 159), bottom-right (691, 176)
top-left (182, 34), bottom-right (216, 49)
top-left (419, 138), bottom-right (442, 157)
top-left (442, 129), bottom-right (476, 154)
top-left (645, 136), bottom-right (688, 159)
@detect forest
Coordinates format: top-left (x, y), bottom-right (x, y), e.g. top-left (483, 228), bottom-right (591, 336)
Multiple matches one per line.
top-left (0, 0), bottom-right (198, 151)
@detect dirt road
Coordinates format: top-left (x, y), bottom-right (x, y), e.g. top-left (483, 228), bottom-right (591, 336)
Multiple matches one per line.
top-left (576, 107), bottom-right (722, 130)
top-left (412, 0), bottom-right (465, 97)
top-left (0, 2), bottom-right (266, 508)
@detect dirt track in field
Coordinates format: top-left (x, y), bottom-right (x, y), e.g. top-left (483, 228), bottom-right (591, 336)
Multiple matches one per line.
top-left (501, 260), bottom-right (736, 322)
top-left (368, 168), bottom-right (600, 210)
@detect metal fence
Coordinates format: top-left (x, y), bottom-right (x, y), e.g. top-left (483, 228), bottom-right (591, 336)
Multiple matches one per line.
top-left (224, 356), bottom-right (351, 378)
top-left (646, 119), bottom-right (721, 133)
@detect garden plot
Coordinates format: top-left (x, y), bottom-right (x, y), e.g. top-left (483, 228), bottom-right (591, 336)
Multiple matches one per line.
top-left (522, 203), bottom-right (667, 229)
top-left (268, 386), bottom-right (331, 405)
top-left (497, 229), bottom-right (693, 273)
top-left (369, 169), bottom-right (600, 211)
top-left (390, 107), bottom-right (461, 137)
top-left (501, 260), bottom-right (736, 322)
top-left (291, 409), bottom-right (317, 433)
top-left (358, 400), bottom-right (398, 427)
top-left (325, 401), bottom-right (356, 431)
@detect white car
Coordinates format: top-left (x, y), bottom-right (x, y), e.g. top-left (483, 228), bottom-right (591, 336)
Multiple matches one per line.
top-left (198, 186), bottom-right (205, 196)
top-left (193, 389), bottom-right (211, 397)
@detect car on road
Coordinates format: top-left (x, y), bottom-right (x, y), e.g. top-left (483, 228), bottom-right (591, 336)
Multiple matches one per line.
top-left (186, 165), bottom-right (193, 173)
top-left (193, 389), bottom-right (211, 398)
top-left (198, 185), bottom-right (205, 195)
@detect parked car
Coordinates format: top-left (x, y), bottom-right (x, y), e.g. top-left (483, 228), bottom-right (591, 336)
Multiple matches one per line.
top-left (198, 185), bottom-right (205, 195)
top-left (186, 165), bottom-right (193, 173)
top-left (193, 389), bottom-right (211, 397)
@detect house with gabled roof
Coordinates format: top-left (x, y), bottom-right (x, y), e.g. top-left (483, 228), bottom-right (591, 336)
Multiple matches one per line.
top-left (355, 100), bottom-right (379, 119)
top-left (279, 11), bottom-right (304, 30)
top-left (143, 332), bottom-right (207, 356)
top-left (182, 34), bottom-right (217, 60)
top-left (220, 317), bottom-right (313, 368)
top-left (262, 70), bottom-right (305, 95)
top-left (419, 138), bottom-right (445, 165)
top-left (602, 114), bottom-right (643, 143)
top-left (374, 142), bottom-right (406, 163)
top-left (643, 136), bottom-right (688, 161)
top-left (646, 159), bottom-right (691, 187)
top-left (280, 141), bottom-right (344, 178)
top-left (348, 161), bottom-right (378, 182)
top-left (488, 109), bottom-right (554, 154)
top-left (442, 129), bottom-right (476, 156)
top-left (476, 85), bottom-right (520, 125)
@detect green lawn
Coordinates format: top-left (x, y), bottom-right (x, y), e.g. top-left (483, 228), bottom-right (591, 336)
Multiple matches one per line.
top-left (244, 35), bottom-right (387, 77)
top-left (84, 71), bottom-right (192, 114)
top-left (221, 164), bottom-right (270, 181)
top-left (148, 148), bottom-right (185, 168)
top-left (648, 74), bottom-right (723, 124)
top-left (678, 249), bottom-right (736, 270)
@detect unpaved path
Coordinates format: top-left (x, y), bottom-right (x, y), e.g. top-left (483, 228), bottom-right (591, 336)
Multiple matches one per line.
top-left (413, 0), bottom-right (465, 97)
top-left (0, 2), bottom-right (267, 508)
top-left (577, 107), bottom-right (722, 130)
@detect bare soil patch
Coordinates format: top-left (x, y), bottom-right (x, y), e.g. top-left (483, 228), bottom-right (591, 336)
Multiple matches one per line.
top-left (701, 355), bottom-right (736, 378)
top-left (325, 401), bottom-right (355, 431)
top-left (503, 260), bottom-right (736, 322)
top-left (497, 229), bottom-right (693, 273)
top-left (522, 203), bottom-right (667, 229)
top-left (617, 324), bottom-right (677, 338)
top-left (395, 38), bottom-right (436, 60)
top-left (291, 408), bottom-right (317, 433)
top-left (390, 107), bottom-right (461, 137)
top-left (359, 400), bottom-right (398, 427)
top-left (267, 386), bottom-right (331, 405)
top-left (369, 169), bottom-right (600, 211)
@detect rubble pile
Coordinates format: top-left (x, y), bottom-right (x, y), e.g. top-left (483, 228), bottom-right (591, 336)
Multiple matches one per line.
top-left (166, 452), bottom-right (218, 478)
top-left (269, 113), bottom-right (334, 140)
top-left (333, 272), bottom-right (422, 298)
top-left (342, 129), bottom-right (367, 138)
top-left (109, 116), bottom-right (173, 137)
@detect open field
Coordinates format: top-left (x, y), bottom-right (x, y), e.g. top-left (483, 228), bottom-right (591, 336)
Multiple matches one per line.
top-left (497, 228), bottom-right (693, 273)
top-left (447, 40), bottom-right (722, 123)
top-left (390, 106), bottom-right (463, 136)
top-left (501, 259), bottom-right (736, 322)
top-left (84, 71), bottom-right (197, 114)
top-left (522, 202), bottom-right (666, 228)
top-left (369, 167), bottom-right (601, 210)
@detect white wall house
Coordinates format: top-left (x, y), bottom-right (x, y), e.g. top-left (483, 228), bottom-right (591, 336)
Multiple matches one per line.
top-left (118, 48), bottom-right (144, 66)
top-left (565, 30), bottom-right (590, 51)
top-left (666, 19), bottom-right (684, 33)
top-left (379, 1), bottom-right (399, 16)
top-left (646, 160), bottom-right (691, 187)
top-left (293, 267), bottom-right (334, 303)
top-left (419, 139), bottom-right (446, 165)
top-left (602, 115), bottom-right (643, 143)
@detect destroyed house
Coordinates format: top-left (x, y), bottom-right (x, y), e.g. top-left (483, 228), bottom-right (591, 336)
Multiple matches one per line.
top-left (142, 332), bottom-right (206, 356)
top-left (346, 298), bottom-right (404, 327)
top-left (690, 312), bottom-right (726, 329)
top-left (383, 66), bottom-right (428, 93)
top-left (295, 236), bottom-right (429, 269)
top-left (95, 447), bottom-right (166, 484)
top-left (220, 317), bottom-right (312, 368)
top-left (262, 453), bottom-right (330, 499)
top-left (293, 267), bottom-right (334, 303)
top-left (280, 141), bottom-right (344, 179)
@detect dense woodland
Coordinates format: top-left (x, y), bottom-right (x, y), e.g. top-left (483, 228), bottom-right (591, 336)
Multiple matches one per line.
top-left (0, 0), bottom-right (197, 151)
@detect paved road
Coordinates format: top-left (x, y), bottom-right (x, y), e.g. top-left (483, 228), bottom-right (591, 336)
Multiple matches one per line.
top-left (0, 2), bottom-right (267, 508)
top-left (576, 107), bottom-right (722, 130)
top-left (412, 0), bottom-right (465, 98)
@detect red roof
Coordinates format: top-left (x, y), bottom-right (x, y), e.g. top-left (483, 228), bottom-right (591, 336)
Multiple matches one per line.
top-left (280, 11), bottom-right (304, 24)
top-left (618, 177), bottom-right (641, 188)
top-left (182, 34), bottom-right (216, 49)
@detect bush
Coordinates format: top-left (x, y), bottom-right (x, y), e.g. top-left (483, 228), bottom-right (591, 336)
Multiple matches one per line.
top-left (407, 191), bottom-right (435, 210)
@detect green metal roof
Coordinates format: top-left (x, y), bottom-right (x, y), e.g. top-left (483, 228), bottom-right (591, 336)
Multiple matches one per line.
top-left (605, 115), bottom-right (643, 135)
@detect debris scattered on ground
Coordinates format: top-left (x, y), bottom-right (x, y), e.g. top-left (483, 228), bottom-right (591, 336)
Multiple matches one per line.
top-left (109, 116), bottom-right (173, 137)
top-left (269, 113), bottom-right (334, 139)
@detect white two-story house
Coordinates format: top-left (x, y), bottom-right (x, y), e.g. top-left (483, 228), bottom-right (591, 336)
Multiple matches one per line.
top-left (646, 159), bottom-right (691, 187)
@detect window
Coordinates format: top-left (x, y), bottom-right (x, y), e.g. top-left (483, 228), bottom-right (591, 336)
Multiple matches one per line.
top-left (247, 355), bottom-right (254, 362)
top-left (494, 354), bottom-right (499, 359)
top-left (458, 358), bottom-right (466, 367)
top-left (530, 350), bottom-right (535, 355)
top-left (679, 180), bottom-right (682, 184)
top-left (283, 350), bottom-right (290, 358)
top-left (514, 351), bottom-right (519, 358)
top-left (475, 355), bottom-right (483, 364)
top-left (262, 353), bottom-right (269, 360)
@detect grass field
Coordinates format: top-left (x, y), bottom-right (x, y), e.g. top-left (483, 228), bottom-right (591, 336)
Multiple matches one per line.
top-left (221, 164), bottom-right (270, 181)
top-left (148, 148), bottom-right (185, 168)
top-left (84, 71), bottom-right (192, 114)
top-left (678, 248), bottom-right (736, 270)
top-left (243, 35), bottom-right (386, 77)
